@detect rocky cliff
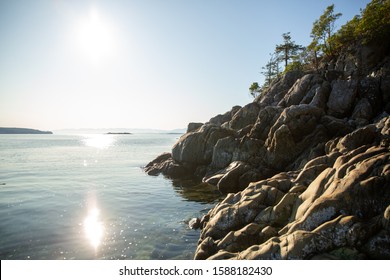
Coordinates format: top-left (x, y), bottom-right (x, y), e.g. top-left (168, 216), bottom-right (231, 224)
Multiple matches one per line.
top-left (144, 42), bottom-right (390, 259)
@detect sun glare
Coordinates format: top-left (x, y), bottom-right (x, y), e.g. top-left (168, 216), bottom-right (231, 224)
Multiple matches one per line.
top-left (77, 8), bottom-right (115, 63)
top-left (84, 207), bottom-right (104, 249)
top-left (83, 134), bottom-right (115, 149)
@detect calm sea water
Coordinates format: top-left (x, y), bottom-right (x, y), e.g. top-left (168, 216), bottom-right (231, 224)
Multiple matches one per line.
top-left (0, 134), bottom-right (221, 260)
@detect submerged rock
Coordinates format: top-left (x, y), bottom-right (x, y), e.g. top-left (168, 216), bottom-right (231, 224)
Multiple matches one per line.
top-left (188, 218), bottom-right (201, 230)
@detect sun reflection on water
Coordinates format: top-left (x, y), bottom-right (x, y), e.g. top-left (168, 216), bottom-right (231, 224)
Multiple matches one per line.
top-left (83, 134), bottom-right (115, 149)
top-left (84, 207), bottom-right (104, 250)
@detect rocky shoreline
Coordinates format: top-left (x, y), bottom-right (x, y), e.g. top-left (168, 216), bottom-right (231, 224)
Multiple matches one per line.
top-left (144, 39), bottom-right (390, 259)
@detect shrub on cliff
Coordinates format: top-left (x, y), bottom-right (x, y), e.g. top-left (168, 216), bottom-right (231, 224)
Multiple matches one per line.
top-left (284, 61), bottom-right (304, 73)
top-left (333, 0), bottom-right (390, 51)
top-left (359, 0), bottom-right (390, 43)
top-left (310, 4), bottom-right (342, 58)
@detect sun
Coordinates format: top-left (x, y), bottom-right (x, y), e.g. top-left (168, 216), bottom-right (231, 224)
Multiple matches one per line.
top-left (77, 9), bottom-right (115, 63)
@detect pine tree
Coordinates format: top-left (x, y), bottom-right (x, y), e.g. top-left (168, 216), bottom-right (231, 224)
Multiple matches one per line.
top-left (249, 82), bottom-right (261, 98)
top-left (275, 32), bottom-right (304, 67)
top-left (311, 4), bottom-right (342, 57)
top-left (307, 39), bottom-right (321, 71)
top-left (261, 53), bottom-right (280, 88)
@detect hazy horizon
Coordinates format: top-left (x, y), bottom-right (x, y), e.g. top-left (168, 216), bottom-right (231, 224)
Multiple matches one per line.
top-left (52, 126), bottom-right (187, 133)
top-left (0, 0), bottom-right (371, 130)
top-left (0, 126), bottom-right (187, 134)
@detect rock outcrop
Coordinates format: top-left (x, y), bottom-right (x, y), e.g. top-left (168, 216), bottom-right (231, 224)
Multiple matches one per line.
top-left (195, 118), bottom-right (390, 259)
top-left (144, 41), bottom-right (390, 259)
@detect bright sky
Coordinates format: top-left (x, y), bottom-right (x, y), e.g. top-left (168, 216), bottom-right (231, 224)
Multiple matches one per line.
top-left (0, 0), bottom-right (371, 130)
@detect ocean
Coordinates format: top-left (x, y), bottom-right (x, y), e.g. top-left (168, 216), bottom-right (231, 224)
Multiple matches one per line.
top-left (0, 134), bottom-right (221, 260)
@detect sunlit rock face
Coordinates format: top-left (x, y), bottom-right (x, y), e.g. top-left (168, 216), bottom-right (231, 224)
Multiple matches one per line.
top-left (171, 124), bottom-right (235, 166)
top-left (195, 117), bottom-right (390, 259)
top-left (145, 39), bottom-right (390, 259)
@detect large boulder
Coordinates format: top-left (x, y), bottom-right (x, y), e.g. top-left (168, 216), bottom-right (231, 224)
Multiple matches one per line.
top-left (187, 122), bottom-right (203, 133)
top-left (325, 124), bottom-right (377, 154)
top-left (208, 136), bottom-right (239, 170)
top-left (278, 74), bottom-right (326, 107)
top-left (265, 104), bottom-right (326, 169)
top-left (208, 106), bottom-right (242, 126)
top-left (172, 124), bottom-right (235, 166)
top-left (248, 106), bottom-right (284, 141)
top-left (359, 77), bottom-right (382, 115)
top-left (255, 71), bottom-right (304, 106)
top-left (321, 115), bottom-right (355, 137)
top-left (216, 161), bottom-right (252, 194)
top-left (380, 59), bottom-right (390, 113)
top-left (144, 153), bottom-right (192, 178)
top-left (144, 124), bottom-right (236, 178)
top-left (228, 103), bottom-right (260, 130)
top-left (327, 79), bottom-right (358, 118)
top-left (209, 136), bottom-right (265, 171)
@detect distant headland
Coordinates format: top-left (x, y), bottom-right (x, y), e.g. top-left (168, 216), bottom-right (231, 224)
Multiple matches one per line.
top-left (0, 127), bottom-right (53, 134)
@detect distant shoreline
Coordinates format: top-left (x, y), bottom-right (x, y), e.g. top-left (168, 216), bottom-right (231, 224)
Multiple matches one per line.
top-left (54, 128), bottom-right (186, 134)
top-left (0, 127), bottom-right (53, 134)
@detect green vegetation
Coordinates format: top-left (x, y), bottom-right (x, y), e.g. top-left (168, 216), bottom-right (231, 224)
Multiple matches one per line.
top-left (261, 53), bottom-right (280, 86)
top-left (310, 4), bottom-right (342, 57)
top-left (250, 0), bottom-right (390, 100)
top-left (249, 82), bottom-right (261, 98)
top-left (284, 60), bottom-right (304, 73)
top-left (275, 32), bottom-right (304, 67)
top-left (333, 0), bottom-right (390, 48)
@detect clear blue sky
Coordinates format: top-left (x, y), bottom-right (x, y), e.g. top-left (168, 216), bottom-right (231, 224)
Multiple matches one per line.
top-left (0, 0), bottom-right (371, 130)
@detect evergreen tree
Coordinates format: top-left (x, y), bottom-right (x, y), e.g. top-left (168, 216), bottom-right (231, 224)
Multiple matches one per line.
top-left (275, 32), bottom-right (304, 67)
top-left (311, 4), bottom-right (342, 56)
top-left (249, 82), bottom-right (261, 98)
top-left (261, 53), bottom-right (280, 88)
top-left (307, 39), bottom-right (321, 71)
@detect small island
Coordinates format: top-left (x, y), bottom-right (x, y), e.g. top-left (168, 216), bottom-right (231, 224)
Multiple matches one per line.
top-left (0, 127), bottom-right (53, 134)
top-left (106, 132), bottom-right (132, 135)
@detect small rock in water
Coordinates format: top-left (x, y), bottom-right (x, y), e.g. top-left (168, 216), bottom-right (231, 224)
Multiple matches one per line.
top-left (188, 218), bottom-right (201, 230)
